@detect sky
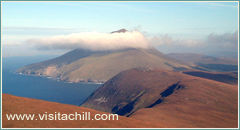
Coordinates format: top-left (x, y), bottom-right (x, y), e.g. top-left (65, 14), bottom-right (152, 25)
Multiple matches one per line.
top-left (2, 2), bottom-right (239, 58)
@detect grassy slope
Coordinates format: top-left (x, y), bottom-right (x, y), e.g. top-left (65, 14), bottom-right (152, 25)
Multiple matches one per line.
top-left (60, 48), bottom-right (189, 82)
top-left (2, 94), bottom-right (160, 128)
top-left (18, 48), bottom-right (190, 83)
top-left (131, 78), bottom-right (238, 128)
top-left (82, 68), bottom-right (238, 128)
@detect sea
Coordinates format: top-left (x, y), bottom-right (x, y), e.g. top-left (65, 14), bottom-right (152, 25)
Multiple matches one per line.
top-left (2, 56), bottom-right (101, 105)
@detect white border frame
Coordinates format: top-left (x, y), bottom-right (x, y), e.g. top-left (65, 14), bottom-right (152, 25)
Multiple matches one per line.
top-left (1, 1), bottom-right (239, 129)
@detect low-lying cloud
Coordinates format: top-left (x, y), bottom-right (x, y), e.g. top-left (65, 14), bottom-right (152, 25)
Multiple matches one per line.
top-left (154, 31), bottom-right (238, 58)
top-left (26, 30), bottom-right (238, 58)
top-left (150, 34), bottom-right (202, 47)
top-left (207, 31), bottom-right (238, 48)
top-left (27, 31), bottom-right (150, 51)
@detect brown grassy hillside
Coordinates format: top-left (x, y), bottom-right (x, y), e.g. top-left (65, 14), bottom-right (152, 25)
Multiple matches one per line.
top-left (2, 94), bottom-right (160, 128)
top-left (82, 68), bottom-right (238, 128)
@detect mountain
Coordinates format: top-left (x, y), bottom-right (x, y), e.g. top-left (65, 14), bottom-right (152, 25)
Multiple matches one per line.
top-left (183, 70), bottom-right (238, 85)
top-left (2, 94), bottom-right (160, 128)
top-left (167, 53), bottom-right (238, 72)
top-left (81, 68), bottom-right (238, 128)
top-left (111, 28), bottom-right (128, 33)
top-left (18, 48), bottom-right (190, 83)
top-left (167, 53), bottom-right (237, 65)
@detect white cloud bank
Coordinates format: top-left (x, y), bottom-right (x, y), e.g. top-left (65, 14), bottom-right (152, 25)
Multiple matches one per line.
top-left (27, 31), bottom-right (150, 51)
top-left (24, 30), bottom-right (237, 58)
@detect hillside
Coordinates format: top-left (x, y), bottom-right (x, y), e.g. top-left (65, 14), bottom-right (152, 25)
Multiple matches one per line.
top-left (167, 53), bottom-right (238, 72)
top-left (2, 94), bottom-right (160, 128)
top-left (81, 68), bottom-right (238, 128)
top-left (18, 48), bottom-right (190, 83)
top-left (183, 70), bottom-right (238, 85)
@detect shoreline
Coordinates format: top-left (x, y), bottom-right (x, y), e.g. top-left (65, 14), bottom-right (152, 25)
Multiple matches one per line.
top-left (17, 72), bottom-right (105, 85)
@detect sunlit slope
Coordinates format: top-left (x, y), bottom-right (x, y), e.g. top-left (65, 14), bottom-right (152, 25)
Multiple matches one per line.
top-left (18, 48), bottom-right (190, 83)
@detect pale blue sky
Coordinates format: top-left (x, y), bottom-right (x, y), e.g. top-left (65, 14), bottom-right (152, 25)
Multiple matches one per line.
top-left (2, 2), bottom-right (239, 57)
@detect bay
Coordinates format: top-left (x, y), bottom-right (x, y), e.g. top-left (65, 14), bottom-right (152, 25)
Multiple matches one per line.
top-left (2, 56), bottom-right (101, 105)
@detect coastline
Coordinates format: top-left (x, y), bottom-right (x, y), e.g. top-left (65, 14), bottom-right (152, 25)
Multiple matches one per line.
top-left (17, 72), bottom-right (104, 85)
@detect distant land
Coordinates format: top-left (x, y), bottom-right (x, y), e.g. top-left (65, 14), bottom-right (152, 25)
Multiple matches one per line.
top-left (167, 53), bottom-right (238, 72)
top-left (17, 48), bottom-right (238, 84)
top-left (17, 47), bottom-right (191, 83)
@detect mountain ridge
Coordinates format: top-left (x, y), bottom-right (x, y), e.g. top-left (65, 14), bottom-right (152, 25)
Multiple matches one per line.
top-left (18, 48), bottom-right (190, 83)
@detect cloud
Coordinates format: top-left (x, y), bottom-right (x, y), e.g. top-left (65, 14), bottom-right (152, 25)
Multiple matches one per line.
top-left (27, 31), bottom-right (150, 51)
top-left (154, 31), bottom-right (238, 58)
top-left (149, 34), bottom-right (202, 47)
top-left (206, 31), bottom-right (238, 48)
top-left (25, 30), bottom-right (237, 58)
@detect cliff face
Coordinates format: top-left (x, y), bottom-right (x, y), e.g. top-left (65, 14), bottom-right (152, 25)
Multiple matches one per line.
top-left (81, 68), bottom-right (238, 128)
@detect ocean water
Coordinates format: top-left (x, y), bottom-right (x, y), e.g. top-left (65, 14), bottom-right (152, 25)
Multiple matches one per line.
top-left (2, 56), bottom-right (101, 105)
